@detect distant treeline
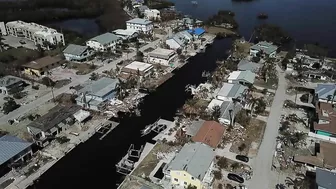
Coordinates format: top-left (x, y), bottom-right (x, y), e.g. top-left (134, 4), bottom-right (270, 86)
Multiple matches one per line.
top-left (205, 10), bottom-right (239, 29)
top-left (0, 0), bottom-right (105, 23)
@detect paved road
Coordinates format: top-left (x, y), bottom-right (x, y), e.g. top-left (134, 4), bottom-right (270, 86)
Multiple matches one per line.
top-left (248, 65), bottom-right (287, 189)
top-left (0, 39), bottom-right (162, 125)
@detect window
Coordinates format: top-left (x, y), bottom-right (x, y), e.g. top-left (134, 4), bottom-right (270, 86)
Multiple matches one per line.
top-left (184, 182), bottom-right (187, 185)
top-left (174, 178), bottom-right (178, 182)
top-left (191, 177), bottom-right (195, 180)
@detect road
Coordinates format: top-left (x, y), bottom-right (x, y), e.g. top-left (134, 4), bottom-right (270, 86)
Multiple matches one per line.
top-left (248, 65), bottom-right (287, 189)
top-left (0, 38), bottom-right (162, 125)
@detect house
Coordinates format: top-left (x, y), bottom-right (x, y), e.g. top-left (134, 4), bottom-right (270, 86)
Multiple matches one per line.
top-left (6, 20), bottom-right (65, 46)
top-left (250, 41), bottom-right (278, 58)
top-left (185, 119), bottom-right (205, 138)
top-left (187, 27), bottom-right (205, 39)
top-left (144, 9), bottom-right (160, 20)
top-left (216, 83), bottom-right (248, 102)
top-left (293, 141), bottom-right (336, 171)
top-left (63, 44), bottom-right (95, 61)
top-left (313, 102), bottom-right (336, 137)
top-left (121, 61), bottom-right (154, 78)
top-left (218, 100), bottom-right (243, 125)
top-left (316, 168), bottom-right (336, 189)
top-left (0, 22), bottom-right (6, 35)
top-left (227, 70), bottom-right (256, 85)
top-left (126, 18), bottom-right (153, 34)
top-left (315, 84), bottom-right (336, 103)
top-left (27, 104), bottom-right (80, 147)
top-left (23, 56), bottom-right (63, 77)
top-left (112, 29), bottom-right (138, 40)
top-left (0, 75), bottom-right (25, 95)
top-left (86, 32), bottom-right (121, 52)
top-left (165, 31), bottom-right (193, 50)
top-left (237, 59), bottom-right (261, 73)
top-left (134, 5), bottom-right (149, 13)
top-left (0, 135), bottom-right (33, 175)
top-left (148, 48), bottom-right (177, 66)
top-left (163, 142), bottom-right (215, 189)
top-left (76, 77), bottom-right (119, 111)
top-left (180, 18), bottom-right (203, 29)
top-left (305, 71), bottom-right (329, 81)
top-left (192, 121), bottom-right (225, 148)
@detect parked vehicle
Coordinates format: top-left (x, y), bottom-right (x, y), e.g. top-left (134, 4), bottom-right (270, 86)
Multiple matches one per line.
top-left (236, 155), bottom-right (249, 162)
top-left (228, 173), bottom-right (244, 183)
top-left (19, 40), bottom-right (26, 44)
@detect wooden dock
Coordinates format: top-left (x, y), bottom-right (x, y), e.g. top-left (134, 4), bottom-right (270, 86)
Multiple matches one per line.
top-left (96, 120), bottom-right (120, 140)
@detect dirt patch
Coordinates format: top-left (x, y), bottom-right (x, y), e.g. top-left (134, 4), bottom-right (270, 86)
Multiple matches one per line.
top-left (153, 28), bottom-right (167, 35)
top-left (67, 62), bottom-right (97, 75)
top-left (230, 119), bottom-right (266, 156)
top-left (205, 26), bottom-right (236, 35)
top-left (215, 156), bottom-right (252, 174)
top-left (254, 79), bottom-right (278, 89)
top-left (131, 143), bottom-right (179, 177)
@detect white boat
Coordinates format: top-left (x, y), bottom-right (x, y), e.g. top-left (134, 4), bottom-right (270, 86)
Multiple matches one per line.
top-left (191, 1), bottom-right (198, 5)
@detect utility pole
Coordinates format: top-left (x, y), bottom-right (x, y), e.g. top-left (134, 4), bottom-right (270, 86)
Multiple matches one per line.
top-left (47, 71), bottom-right (56, 103)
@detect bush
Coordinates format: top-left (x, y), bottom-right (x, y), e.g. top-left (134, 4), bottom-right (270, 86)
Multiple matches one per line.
top-left (213, 170), bottom-right (222, 180)
top-left (2, 97), bottom-right (20, 114)
top-left (235, 109), bottom-right (251, 127)
top-left (41, 77), bottom-right (55, 87)
top-left (32, 85), bottom-right (39, 90)
top-left (217, 157), bottom-right (228, 169)
top-left (238, 143), bottom-right (246, 152)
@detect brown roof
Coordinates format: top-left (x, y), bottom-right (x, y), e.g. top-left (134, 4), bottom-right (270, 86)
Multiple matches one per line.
top-left (320, 141), bottom-right (336, 169)
top-left (192, 121), bottom-right (225, 148)
top-left (314, 102), bottom-right (336, 134)
top-left (293, 141), bottom-right (336, 169)
top-left (23, 56), bottom-right (63, 70)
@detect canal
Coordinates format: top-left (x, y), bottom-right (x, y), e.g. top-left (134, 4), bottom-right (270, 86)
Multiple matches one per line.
top-left (28, 38), bottom-right (232, 189)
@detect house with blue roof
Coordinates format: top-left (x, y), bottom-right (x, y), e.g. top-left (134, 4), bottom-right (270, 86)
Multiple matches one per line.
top-left (0, 135), bottom-right (33, 175)
top-left (315, 84), bottom-right (336, 103)
top-left (187, 27), bottom-right (205, 39)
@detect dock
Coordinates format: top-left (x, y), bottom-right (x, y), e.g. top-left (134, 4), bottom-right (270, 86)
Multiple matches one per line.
top-left (96, 120), bottom-right (120, 140)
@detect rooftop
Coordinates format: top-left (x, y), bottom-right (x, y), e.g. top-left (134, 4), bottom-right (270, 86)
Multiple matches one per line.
top-left (148, 48), bottom-right (175, 59)
top-left (6, 21), bottom-right (59, 35)
top-left (27, 104), bottom-right (81, 132)
top-left (228, 70), bottom-right (256, 84)
top-left (315, 84), bottom-right (336, 100)
top-left (23, 56), bottom-right (63, 70)
top-left (0, 135), bottom-right (32, 165)
top-left (187, 27), bottom-right (206, 36)
top-left (192, 121), bottom-right (225, 148)
top-left (186, 120), bottom-right (205, 137)
top-left (314, 102), bottom-right (336, 134)
top-left (127, 18), bottom-right (152, 25)
top-left (0, 75), bottom-right (23, 88)
top-left (165, 142), bottom-right (215, 180)
top-left (88, 32), bottom-right (120, 45)
top-left (112, 29), bottom-right (138, 37)
top-left (219, 100), bottom-right (243, 123)
top-left (124, 61), bottom-right (153, 72)
top-left (237, 59), bottom-right (261, 72)
top-left (63, 44), bottom-right (89, 56)
top-left (78, 77), bottom-right (119, 97)
top-left (250, 41), bottom-right (278, 55)
top-left (316, 168), bottom-right (336, 189)
top-left (217, 83), bottom-right (248, 99)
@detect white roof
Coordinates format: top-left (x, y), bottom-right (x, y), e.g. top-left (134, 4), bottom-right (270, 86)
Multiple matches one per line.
top-left (113, 29), bottom-right (138, 36)
top-left (124, 61), bottom-right (153, 72)
top-left (73, 110), bottom-right (91, 123)
top-left (228, 71), bottom-right (241, 80)
top-left (145, 9), bottom-right (160, 13)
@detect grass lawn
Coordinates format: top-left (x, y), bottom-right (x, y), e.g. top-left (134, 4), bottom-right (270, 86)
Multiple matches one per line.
top-left (68, 62), bottom-right (98, 75)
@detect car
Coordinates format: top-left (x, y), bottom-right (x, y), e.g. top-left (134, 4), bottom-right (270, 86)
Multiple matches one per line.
top-left (19, 40), bottom-right (26, 44)
top-left (236, 155), bottom-right (249, 162)
top-left (228, 173), bottom-right (244, 183)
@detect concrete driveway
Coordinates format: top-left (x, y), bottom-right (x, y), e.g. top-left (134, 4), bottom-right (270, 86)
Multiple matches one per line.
top-left (248, 65), bottom-right (287, 189)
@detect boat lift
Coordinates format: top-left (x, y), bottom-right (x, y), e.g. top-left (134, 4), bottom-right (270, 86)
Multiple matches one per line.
top-left (140, 118), bottom-right (167, 137)
top-left (115, 154), bottom-right (134, 176)
top-left (128, 144), bottom-right (144, 158)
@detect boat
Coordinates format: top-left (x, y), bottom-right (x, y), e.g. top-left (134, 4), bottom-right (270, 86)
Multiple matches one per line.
top-left (191, 1), bottom-right (198, 5)
top-left (257, 13), bottom-right (268, 19)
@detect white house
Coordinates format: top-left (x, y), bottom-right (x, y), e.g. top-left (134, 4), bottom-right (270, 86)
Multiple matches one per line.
top-left (165, 31), bottom-right (193, 50)
top-left (148, 48), bottom-right (177, 66)
top-left (126, 18), bottom-right (153, 34)
top-left (86, 32), bottom-right (121, 52)
top-left (250, 41), bottom-right (278, 58)
top-left (227, 70), bottom-right (256, 85)
top-left (112, 29), bottom-right (138, 40)
top-left (63, 44), bottom-right (95, 61)
top-left (0, 22), bottom-right (7, 35)
top-left (144, 9), bottom-right (160, 20)
top-left (121, 61), bottom-right (154, 78)
top-left (216, 83), bottom-right (248, 102)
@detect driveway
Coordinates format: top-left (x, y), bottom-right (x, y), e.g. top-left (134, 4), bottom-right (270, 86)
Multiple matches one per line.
top-left (248, 65), bottom-right (287, 189)
top-left (0, 38), bottom-right (163, 124)
top-left (215, 144), bottom-right (252, 166)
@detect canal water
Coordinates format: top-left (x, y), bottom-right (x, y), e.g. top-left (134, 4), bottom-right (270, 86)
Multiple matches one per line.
top-left (170, 0), bottom-right (336, 56)
top-left (27, 38), bottom-right (232, 189)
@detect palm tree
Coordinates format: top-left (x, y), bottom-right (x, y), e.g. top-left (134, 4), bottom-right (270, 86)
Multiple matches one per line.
top-left (331, 85), bottom-right (336, 104)
top-left (211, 105), bottom-right (221, 120)
top-left (183, 98), bottom-right (200, 116)
top-left (285, 174), bottom-right (310, 189)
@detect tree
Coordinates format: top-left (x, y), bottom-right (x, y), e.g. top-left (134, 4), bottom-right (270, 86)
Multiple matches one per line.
top-left (213, 170), bottom-right (222, 180)
top-left (41, 77), bottom-right (55, 87)
top-left (254, 98), bottom-right (266, 114)
top-left (211, 105), bottom-right (221, 120)
top-left (285, 174), bottom-right (311, 189)
top-left (230, 162), bottom-right (240, 170)
top-left (2, 97), bottom-right (20, 114)
top-left (218, 184), bottom-right (223, 189)
top-left (311, 62), bottom-right (321, 69)
top-left (89, 73), bottom-right (98, 81)
top-left (235, 109), bottom-right (251, 127)
top-left (136, 51), bottom-right (144, 61)
top-left (176, 48), bottom-right (182, 55)
top-left (217, 157), bottom-right (228, 169)
top-left (225, 184), bottom-right (234, 189)
top-left (238, 143), bottom-right (246, 153)
top-left (36, 44), bottom-right (45, 58)
top-left (186, 184), bottom-right (197, 189)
